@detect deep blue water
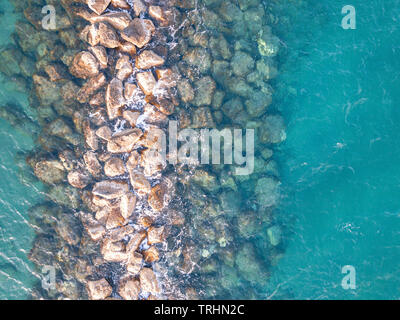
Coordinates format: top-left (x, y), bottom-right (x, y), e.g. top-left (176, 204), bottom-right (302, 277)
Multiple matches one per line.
top-left (267, 0), bottom-right (400, 299)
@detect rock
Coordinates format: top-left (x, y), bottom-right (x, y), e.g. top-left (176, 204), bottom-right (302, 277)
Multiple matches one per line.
top-left (118, 42), bottom-right (137, 56)
top-left (235, 243), bottom-right (267, 285)
top-left (191, 170), bottom-right (219, 192)
top-left (116, 55), bottom-right (133, 81)
top-left (106, 78), bottom-right (125, 120)
top-left (136, 71), bottom-right (156, 96)
top-left (120, 192), bottom-right (137, 219)
top-left (231, 51), bottom-right (254, 77)
top-left (33, 75), bottom-right (61, 106)
top-left (90, 12), bottom-right (132, 31)
top-left (126, 151), bottom-right (140, 171)
top-left (129, 171), bottom-right (151, 196)
top-left (126, 230), bottom-right (147, 252)
top-left (86, 278), bottom-right (112, 300)
top-left (106, 205), bottom-right (127, 229)
top-left (67, 171), bottom-right (91, 189)
top-left (191, 107), bottom-right (215, 128)
top-left (48, 185), bottom-right (80, 209)
top-left (111, 0), bottom-right (130, 10)
top-left (87, 0), bottom-right (111, 15)
top-left (140, 149), bottom-right (166, 176)
top-left (123, 110), bottom-right (140, 127)
top-left (147, 226), bottom-right (165, 245)
top-left (192, 76), bottom-right (216, 107)
top-left (149, 6), bottom-right (166, 24)
top-left (124, 83), bottom-right (138, 101)
top-left (69, 51), bottom-right (99, 79)
top-left (101, 238), bottom-right (128, 262)
top-left (77, 73), bottom-right (106, 103)
top-left (34, 160), bottom-right (65, 184)
top-left (267, 225), bottom-right (282, 246)
top-left (107, 128), bottom-right (143, 153)
top-left (183, 47), bottom-right (211, 74)
top-left (121, 18), bottom-right (155, 48)
top-left (97, 22), bottom-right (120, 48)
top-left (104, 157), bottom-right (126, 177)
top-left (139, 268), bottom-right (160, 295)
top-left (136, 50), bottom-right (165, 70)
top-left (118, 277), bottom-right (140, 300)
top-left (222, 97), bottom-right (243, 120)
top-left (255, 177), bottom-right (280, 207)
top-left (177, 79), bottom-right (194, 103)
top-left (220, 190), bottom-right (241, 217)
top-left (148, 184), bottom-right (167, 211)
top-left (258, 115), bottom-right (286, 144)
top-left (83, 121), bottom-right (99, 150)
top-left (92, 180), bottom-right (130, 199)
top-left (256, 59), bottom-right (278, 80)
top-left (80, 212), bottom-right (106, 241)
top-left (132, 0), bottom-right (147, 16)
top-left (96, 126), bottom-right (112, 141)
top-left (258, 33), bottom-right (280, 57)
top-left (143, 103), bottom-right (168, 125)
top-left (209, 34), bottom-right (232, 60)
top-left (245, 91), bottom-right (272, 117)
top-left (127, 252), bottom-right (143, 274)
top-left (143, 246), bottom-right (159, 263)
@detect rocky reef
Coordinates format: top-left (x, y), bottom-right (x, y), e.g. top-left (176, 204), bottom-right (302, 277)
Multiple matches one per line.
top-left (1, 0), bottom-right (286, 299)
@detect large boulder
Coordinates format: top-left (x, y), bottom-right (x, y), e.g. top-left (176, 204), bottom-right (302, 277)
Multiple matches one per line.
top-left (255, 177), bottom-right (280, 208)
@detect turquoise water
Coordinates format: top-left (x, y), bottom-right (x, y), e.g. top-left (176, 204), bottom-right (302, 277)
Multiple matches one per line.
top-left (1, 0), bottom-right (400, 300)
top-left (267, 0), bottom-right (400, 299)
top-left (0, 0), bottom-right (40, 299)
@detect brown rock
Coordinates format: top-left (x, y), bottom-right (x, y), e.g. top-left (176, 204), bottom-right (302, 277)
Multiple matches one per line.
top-left (116, 55), bottom-right (133, 81)
top-left (101, 238), bottom-right (128, 262)
top-left (84, 151), bottom-right (102, 177)
top-left (120, 192), bottom-right (137, 219)
top-left (126, 151), bottom-right (140, 171)
top-left (104, 157), bottom-right (126, 177)
top-left (96, 126), bottom-right (112, 141)
top-left (139, 268), bottom-right (160, 295)
top-left (80, 24), bottom-right (100, 46)
top-left (129, 171), bottom-right (151, 195)
top-left (83, 121), bottom-right (99, 150)
top-left (147, 96), bottom-right (175, 115)
top-left (111, 0), bottom-right (130, 10)
top-left (77, 73), bottom-right (106, 103)
top-left (126, 230), bottom-right (146, 252)
top-left (149, 6), bottom-right (166, 24)
top-left (87, 0), bottom-right (111, 15)
top-left (138, 216), bottom-right (153, 228)
top-left (86, 278), bottom-right (112, 300)
top-left (106, 78), bottom-right (125, 120)
top-left (143, 103), bottom-right (168, 125)
top-left (136, 71), bottom-right (156, 96)
top-left (33, 75), bottom-right (61, 106)
top-left (118, 42), bottom-right (137, 57)
top-left (177, 79), bottom-right (194, 103)
top-left (80, 212), bottom-right (106, 241)
top-left (34, 160), bottom-right (65, 184)
top-left (106, 206), bottom-right (127, 229)
top-left (143, 246), bottom-right (159, 263)
top-left (132, 0), bottom-right (147, 16)
top-left (107, 128), bottom-right (143, 153)
top-left (121, 18), bottom-right (155, 48)
top-left (140, 149), bottom-right (166, 176)
top-left (148, 183), bottom-right (167, 211)
top-left (123, 110), bottom-right (140, 127)
top-left (124, 83), bottom-right (138, 101)
top-left (127, 252), bottom-right (143, 274)
top-left (136, 50), bottom-right (165, 70)
top-left (118, 277), bottom-right (140, 300)
top-left (89, 46), bottom-right (108, 69)
top-left (92, 180), bottom-right (129, 199)
top-left (70, 51), bottom-right (99, 79)
top-left (90, 12), bottom-right (132, 30)
top-left (147, 226), bottom-right (165, 245)
top-left (97, 22), bottom-right (120, 48)
top-left (67, 171), bottom-right (91, 189)
top-left (89, 91), bottom-right (106, 107)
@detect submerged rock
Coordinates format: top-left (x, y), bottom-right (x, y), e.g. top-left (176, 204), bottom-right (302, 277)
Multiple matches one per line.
top-left (34, 160), bottom-right (65, 184)
top-left (255, 177), bottom-right (280, 208)
top-left (86, 278), bottom-right (112, 300)
top-left (92, 180), bottom-right (130, 199)
top-left (139, 268), bottom-right (160, 295)
top-left (118, 277), bottom-right (140, 300)
top-left (136, 50), bottom-right (165, 70)
top-left (70, 51), bottom-right (99, 79)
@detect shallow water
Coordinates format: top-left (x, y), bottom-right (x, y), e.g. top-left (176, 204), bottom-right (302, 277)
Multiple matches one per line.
top-left (267, 0), bottom-right (400, 299)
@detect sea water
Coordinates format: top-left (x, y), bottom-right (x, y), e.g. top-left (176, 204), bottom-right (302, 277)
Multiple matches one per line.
top-left (266, 0), bottom-right (400, 299)
top-left (0, 0), bottom-right (41, 299)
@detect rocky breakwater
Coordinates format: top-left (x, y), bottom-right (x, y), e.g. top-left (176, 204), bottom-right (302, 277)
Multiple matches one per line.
top-left (2, 0), bottom-right (189, 299)
top-left (159, 0), bottom-right (287, 299)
